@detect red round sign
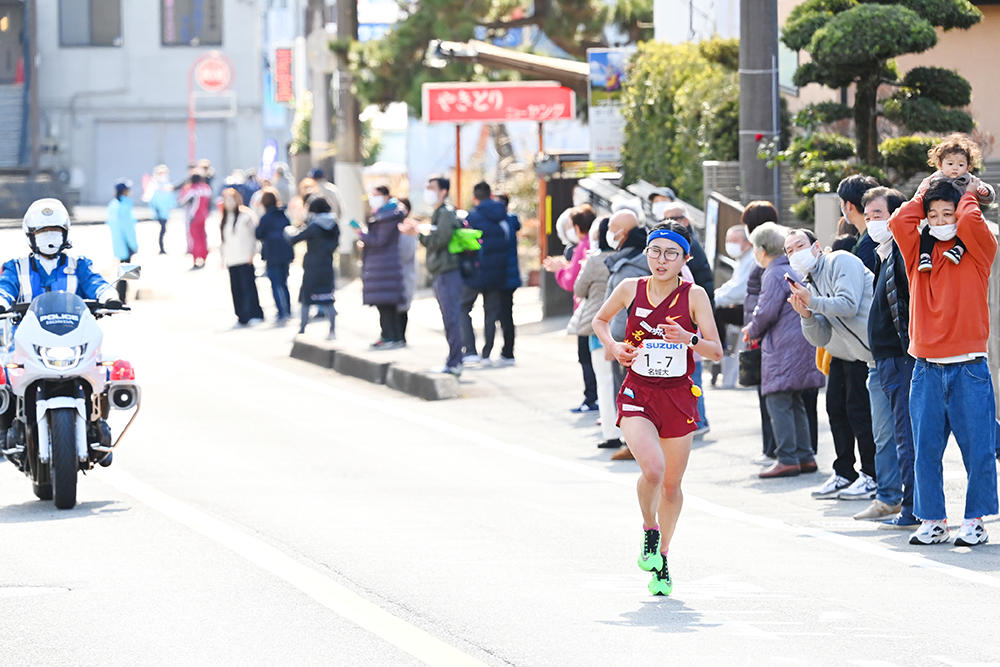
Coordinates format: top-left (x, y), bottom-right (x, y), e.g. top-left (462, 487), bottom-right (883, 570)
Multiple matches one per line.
top-left (195, 56), bottom-right (231, 93)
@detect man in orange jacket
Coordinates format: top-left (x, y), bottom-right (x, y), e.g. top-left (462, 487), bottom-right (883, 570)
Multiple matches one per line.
top-left (889, 175), bottom-right (998, 547)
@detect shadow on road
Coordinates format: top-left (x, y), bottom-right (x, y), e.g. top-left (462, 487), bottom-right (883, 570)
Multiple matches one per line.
top-left (0, 499), bottom-right (128, 523)
top-left (603, 599), bottom-right (715, 633)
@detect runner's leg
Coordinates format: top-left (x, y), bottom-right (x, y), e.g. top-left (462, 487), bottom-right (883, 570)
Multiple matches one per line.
top-left (657, 434), bottom-right (693, 552)
top-left (620, 416), bottom-right (665, 527)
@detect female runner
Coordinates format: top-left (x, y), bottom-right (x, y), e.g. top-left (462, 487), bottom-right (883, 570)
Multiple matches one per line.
top-left (592, 222), bottom-right (723, 595)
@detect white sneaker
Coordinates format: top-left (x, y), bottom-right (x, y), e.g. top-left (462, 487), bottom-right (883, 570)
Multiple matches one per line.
top-left (811, 473), bottom-right (851, 499)
top-left (838, 473), bottom-right (877, 500)
top-left (461, 354), bottom-right (482, 365)
top-left (852, 499), bottom-right (902, 521)
top-left (909, 520), bottom-right (950, 545)
top-left (954, 518), bottom-right (989, 547)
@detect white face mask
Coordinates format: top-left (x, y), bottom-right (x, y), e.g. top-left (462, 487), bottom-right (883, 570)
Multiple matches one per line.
top-left (34, 230), bottom-right (64, 256)
top-left (606, 230), bottom-right (620, 250)
top-left (866, 219), bottom-right (892, 244)
top-left (788, 246), bottom-right (818, 276)
top-left (369, 196), bottom-right (386, 210)
top-left (423, 189), bottom-right (439, 207)
top-left (651, 201), bottom-right (670, 221)
top-left (725, 242), bottom-right (745, 258)
top-left (928, 223), bottom-right (957, 242)
top-left (565, 226), bottom-right (580, 246)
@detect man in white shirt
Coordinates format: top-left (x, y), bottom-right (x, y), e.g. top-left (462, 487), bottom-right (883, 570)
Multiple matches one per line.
top-left (713, 225), bottom-right (753, 388)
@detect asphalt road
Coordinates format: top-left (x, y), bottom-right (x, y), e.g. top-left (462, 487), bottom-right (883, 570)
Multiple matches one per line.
top-left (0, 218), bottom-right (998, 666)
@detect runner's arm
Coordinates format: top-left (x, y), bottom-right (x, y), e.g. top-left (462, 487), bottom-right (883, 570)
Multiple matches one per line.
top-left (592, 279), bottom-right (639, 366)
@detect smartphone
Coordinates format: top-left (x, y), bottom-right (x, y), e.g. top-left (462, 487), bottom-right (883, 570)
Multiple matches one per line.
top-left (784, 273), bottom-right (801, 288)
top-left (348, 220), bottom-right (361, 230)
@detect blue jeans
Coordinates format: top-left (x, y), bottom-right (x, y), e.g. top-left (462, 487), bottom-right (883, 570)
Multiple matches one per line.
top-left (868, 366), bottom-right (902, 506)
top-left (910, 358), bottom-right (998, 521)
top-left (693, 361), bottom-right (707, 428)
top-left (877, 356), bottom-right (916, 521)
top-left (265, 261), bottom-right (291, 320)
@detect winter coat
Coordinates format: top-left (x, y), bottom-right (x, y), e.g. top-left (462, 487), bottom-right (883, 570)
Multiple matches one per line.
top-left (746, 255), bottom-right (825, 396)
top-left (604, 239), bottom-right (651, 341)
top-left (570, 249), bottom-right (613, 336)
top-left (799, 250), bottom-right (874, 363)
top-left (360, 200), bottom-right (405, 306)
top-left (255, 206), bottom-right (294, 265)
top-left (289, 212), bottom-right (339, 304)
top-left (743, 265), bottom-right (764, 326)
top-left (220, 207), bottom-right (259, 268)
top-left (399, 232), bottom-right (418, 311)
top-left (420, 203), bottom-right (461, 277)
top-left (463, 198), bottom-right (510, 291)
top-left (556, 235), bottom-right (590, 294)
top-left (687, 234), bottom-right (715, 308)
top-left (148, 184), bottom-right (176, 221)
top-left (501, 212), bottom-right (522, 290)
top-left (105, 195), bottom-right (138, 261)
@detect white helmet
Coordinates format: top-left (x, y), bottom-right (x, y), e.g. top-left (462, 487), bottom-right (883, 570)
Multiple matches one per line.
top-left (22, 198), bottom-right (71, 255)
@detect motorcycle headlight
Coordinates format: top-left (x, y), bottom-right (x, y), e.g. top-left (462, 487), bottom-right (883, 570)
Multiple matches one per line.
top-left (34, 344), bottom-right (87, 370)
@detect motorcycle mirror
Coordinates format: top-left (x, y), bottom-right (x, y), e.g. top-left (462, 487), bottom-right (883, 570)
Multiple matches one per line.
top-left (117, 264), bottom-right (141, 281)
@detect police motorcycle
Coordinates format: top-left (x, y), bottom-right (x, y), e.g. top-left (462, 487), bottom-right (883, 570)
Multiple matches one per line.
top-left (0, 265), bottom-right (141, 509)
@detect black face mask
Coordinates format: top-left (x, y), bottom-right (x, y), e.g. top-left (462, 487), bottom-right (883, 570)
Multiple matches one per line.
top-left (621, 226), bottom-right (647, 251)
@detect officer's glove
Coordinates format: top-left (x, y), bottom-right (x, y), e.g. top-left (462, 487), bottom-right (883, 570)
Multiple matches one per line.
top-left (102, 299), bottom-right (123, 310)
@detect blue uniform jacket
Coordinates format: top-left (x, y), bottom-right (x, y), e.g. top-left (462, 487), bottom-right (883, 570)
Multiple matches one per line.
top-left (0, 254), bottom-right (114, 308)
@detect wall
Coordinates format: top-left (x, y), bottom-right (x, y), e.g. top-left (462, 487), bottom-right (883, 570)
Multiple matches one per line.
top-left (36, 0), bottom-right (263, 203)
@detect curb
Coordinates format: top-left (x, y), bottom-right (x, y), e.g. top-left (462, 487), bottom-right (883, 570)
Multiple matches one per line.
top-left (290, 336), bottom-right (460, 401)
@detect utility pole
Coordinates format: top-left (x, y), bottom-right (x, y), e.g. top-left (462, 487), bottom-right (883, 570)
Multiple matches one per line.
top-left (738, 0), bottom-right (779, 207)
top-left (306, 0), bottom-right (335, 176)
top-left (334, 0), bottom-right (364, 276)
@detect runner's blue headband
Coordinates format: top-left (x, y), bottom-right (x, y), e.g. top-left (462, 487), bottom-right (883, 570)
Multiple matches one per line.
top-left (646, 229), bottom-right (690, 256)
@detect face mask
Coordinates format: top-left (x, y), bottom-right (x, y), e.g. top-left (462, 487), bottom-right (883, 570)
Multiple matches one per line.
top-left (35, 231), bottom-right (63, 256)
top-left (370, 196), bottom-right (386, 210)
top-left (606, 231), bottom-right (620, 250)
top-left (725, 242), bottom-right (745, 258)
top-left (565, 226), bottom-right (580, 246)
top-left (840, 205), bottom-right (849, 222)
top-left (651, 201), bottom-right (670, 221)
top-left (866, 219), bottom-right (892, 244)
top-left (928, 223), bottom-right (957, 242)
top-left (423, 189), bottom-right (439, 206)
top-left (753, 254), bottom-right (766, 269)
top-left (788, 246), bottom-right (818, 276)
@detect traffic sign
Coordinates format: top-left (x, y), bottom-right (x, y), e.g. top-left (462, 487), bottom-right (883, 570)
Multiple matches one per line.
top-left (422, 81), bottom-right (575, 124)
top-left (194, 53), bottom-right (232, 93)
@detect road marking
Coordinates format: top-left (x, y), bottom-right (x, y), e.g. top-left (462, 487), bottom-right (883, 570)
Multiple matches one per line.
top-left (218, 347), bottom-right (1000, 591)
top-left (102, 468), bottom-right (484, 667)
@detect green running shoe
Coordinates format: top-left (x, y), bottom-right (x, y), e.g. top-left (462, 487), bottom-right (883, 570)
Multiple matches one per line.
top-left (648, 558), bottom-right (672, 596)
top-left (638, 528), bottom-right (663, 571)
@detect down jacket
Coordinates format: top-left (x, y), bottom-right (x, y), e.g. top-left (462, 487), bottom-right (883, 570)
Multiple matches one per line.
top-left (746, 255), bottom-right (825, 396)
top-left (569, 249), bottom-right (613, 336)
top-left (464, 198), bottom-right (510, 291)
top-left (361, 200), bottom-right (405, 306)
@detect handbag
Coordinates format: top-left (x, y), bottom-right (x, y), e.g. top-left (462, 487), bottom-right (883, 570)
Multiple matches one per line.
top-left (738, 344), bottom-right (762, 387)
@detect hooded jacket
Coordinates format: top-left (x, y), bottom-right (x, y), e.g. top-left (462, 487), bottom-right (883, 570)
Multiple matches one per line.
top-left (799, 250), bottom-right (874, 363)
top-left (464, 198), bottom-right (510, 291)
top-left (289, 212), bottom-right (339, 304)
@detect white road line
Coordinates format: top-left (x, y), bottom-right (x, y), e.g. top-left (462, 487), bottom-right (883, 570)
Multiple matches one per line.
top-left (220, 346), bottom-right (1000, 590)
top-left (102, 468), bottom-right (484, 667)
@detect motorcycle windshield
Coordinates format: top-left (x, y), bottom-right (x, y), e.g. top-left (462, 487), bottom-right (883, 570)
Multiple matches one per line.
top-left (29, 292), bottom-right (87, 336)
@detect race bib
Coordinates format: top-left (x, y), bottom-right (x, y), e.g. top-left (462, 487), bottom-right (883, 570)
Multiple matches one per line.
top-left (631, 339), bottom-right (688, 378)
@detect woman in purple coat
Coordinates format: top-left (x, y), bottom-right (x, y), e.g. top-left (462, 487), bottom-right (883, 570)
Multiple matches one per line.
top-left (745, 222), bottom-right (826, 479)
top-left (361, 186), bottom-right (406, 348)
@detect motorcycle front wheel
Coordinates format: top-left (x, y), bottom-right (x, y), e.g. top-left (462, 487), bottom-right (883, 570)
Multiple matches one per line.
top-left (49, 408), bottom-right (78, 510)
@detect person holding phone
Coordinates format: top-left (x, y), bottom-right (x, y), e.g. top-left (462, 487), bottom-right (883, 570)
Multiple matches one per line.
top-left (360, 185), bottom-right (406, 349)
top-left (592, 221), bottom-right (722, 596)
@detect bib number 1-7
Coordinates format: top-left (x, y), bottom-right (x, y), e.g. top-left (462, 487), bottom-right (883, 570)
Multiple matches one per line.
top-left (632, 339), bottom-right (687, 378)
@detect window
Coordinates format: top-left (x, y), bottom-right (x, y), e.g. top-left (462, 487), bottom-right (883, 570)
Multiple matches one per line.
top-left (59, 0), bottom-right (122, 47)
top-left (161, 0), bottom-right (223, 47)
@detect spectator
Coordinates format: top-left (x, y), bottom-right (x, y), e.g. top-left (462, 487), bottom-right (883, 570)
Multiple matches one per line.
top-left (105, 179), bottom-right (139, 303)
top-left (419, 176), bottom-right (464, 376)
top-left (837, 174), bottom-right (881, 272)
top-left (219, 187), bottom-right (264, 327)
top-left (484, 192), bottom-right (520, 365)
top-left (785, 228), bottom-right (876, 502)
top-left (714, 224), bottom-right (753, 388)
top-left (852, 186), bottom-right (915, 525)
top-left (361, 185), bottom-right (406, 349)
top-left (460, 182), bottom-right (511, 364)
top-left (272, 163), bottom-right (293, 209)
top-left (307, 168), bottom-right (345, 222)
top-left (255, 187), bottom-right (294, 324)
top-left (576, 217), bottom-right (621, 449)
top-left (396, 197), bottom-right (418, 345)
top-left (287, 177), bottom-right (318, 226)
top-left (144, 164), bottom-right (176, 255)
top-left (179, 173), bottom-right (211, 269)
top-left (745, 222), bottom-right (825, 478)
top-left (890, 175), bottom-right (998, 546)
top-left (545, 205), bottom-right (597, 412)
top-left (603, 209), bottom-right (650, 460)
top-left (288, 197), bottom-right (339, 338)
top-left (647, 186), bottom-right (676, 223)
